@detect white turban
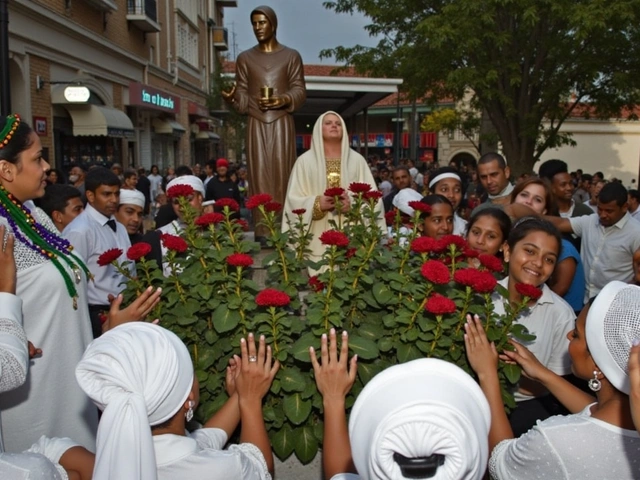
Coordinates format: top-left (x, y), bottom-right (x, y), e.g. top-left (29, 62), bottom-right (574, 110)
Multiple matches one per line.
top-left (349, 358), bottom-right (490, 480)
top-left (119, 189), bottom-right (146, 208)
top-left (392, 188), bottom-right (424, 216)
top-left (166, 175), bottom-right (206, 197)
top-left (586, 281), bottom-right (640, 395)
top-left (76, 323), bottom-right (194, 480)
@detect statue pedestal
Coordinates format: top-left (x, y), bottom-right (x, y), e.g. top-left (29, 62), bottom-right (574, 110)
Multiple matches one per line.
top-left (275, 453), bottom-right (323, 480)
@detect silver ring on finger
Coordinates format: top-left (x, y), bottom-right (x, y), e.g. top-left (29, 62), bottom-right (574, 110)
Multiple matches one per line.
top-left (248, 355), bottom-right (257, 363)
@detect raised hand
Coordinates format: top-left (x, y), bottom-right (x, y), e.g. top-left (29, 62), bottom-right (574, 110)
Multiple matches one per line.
top-left (234, 333), bottom-right (279, 401)
top-left (464, 314), bottom-right (498, 378)
top-left (103, 286), bottom-right (162, 332)
top-left (501, 339), bottom-right (549, 382)
top-left (310, 329), bottom-right (358, 400)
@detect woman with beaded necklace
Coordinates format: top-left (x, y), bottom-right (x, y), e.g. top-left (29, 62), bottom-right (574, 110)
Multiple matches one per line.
top-left (0, 114), bottom-right (98, 452)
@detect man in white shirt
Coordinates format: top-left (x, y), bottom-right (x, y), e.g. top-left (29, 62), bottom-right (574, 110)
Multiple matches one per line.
top-left (628, 189), bottom-right (640, 222)
top-left (378, 167), bottom-right (393, 198)
top-left (473, 152), bottom-right (514, 213)
top-left (63, 167), bottom-right (132, 338)
top-left (543, 181), bottom-right (640, 303)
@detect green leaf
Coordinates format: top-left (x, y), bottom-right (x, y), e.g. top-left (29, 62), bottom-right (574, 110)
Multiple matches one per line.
top-left (503, 363), bottom-right (522, 384)
top-left (294, 425), bottom-right (319, 464)
top-left (283, 393), bottom-right (312, 425)
top-left (348, 335), bottom-right (379, 360)
top-left (396, 342), bottom-right (423, 362)
top-left (279, 368), bottom-right (306, 393)
top-left (372, 282), bottom-right (393, 304)
top-left (291, 333), bottom-right (320, 362)
top-left (510, 323), bottom-right (536, 342)
top-left (212, 305), bottom-right (241, 333)
top-left (271, 424), bottom-right (295, 460)
top-left (357, 361), bottom-right (382, 384)
top-left (357, 322), bottom-right (385, 342)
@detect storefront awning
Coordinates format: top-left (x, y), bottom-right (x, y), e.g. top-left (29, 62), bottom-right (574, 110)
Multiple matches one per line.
top-left (64, 105), bottom-right (135, 138)
top-left (195, 131), bottom-right (220, 141)
top-left (153, 118), bottom-right (186, 136)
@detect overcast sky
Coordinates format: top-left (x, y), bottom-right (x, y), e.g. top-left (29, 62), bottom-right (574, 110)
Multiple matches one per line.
top-left (223, 1), bottom-right (378, 65)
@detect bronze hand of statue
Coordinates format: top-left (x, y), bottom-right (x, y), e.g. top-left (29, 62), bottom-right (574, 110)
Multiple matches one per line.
top-left (221, 83), bottom-right (237, 103)
top-left (259, 94), bottom-right (290, 111)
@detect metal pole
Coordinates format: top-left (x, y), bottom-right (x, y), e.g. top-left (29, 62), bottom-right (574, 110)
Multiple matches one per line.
top-left (394, 94), bottom-right (400, 166)
top-left (0, 0), bottom-right (10, 116)
top-left (363, 107), bottom-right (368, 161)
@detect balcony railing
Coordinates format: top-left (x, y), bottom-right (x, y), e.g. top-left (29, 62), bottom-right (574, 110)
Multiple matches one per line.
top-left (213, 27), bottom-right (229, 51)
top-left (217, 0), bottom-right (238, 7)
top-left (127, 0), bottom-right (161, 32)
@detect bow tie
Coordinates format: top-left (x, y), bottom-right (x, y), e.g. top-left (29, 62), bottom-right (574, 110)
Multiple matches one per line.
top-left (106, 219), bottom-right (117, 232)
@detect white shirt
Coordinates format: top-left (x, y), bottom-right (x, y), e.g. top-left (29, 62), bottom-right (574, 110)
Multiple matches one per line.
top-left (453, 212), bottom-right (467, 236)
top-left (492, 278), bottom-right (574, 401)
top-left (158, 220), bottom-right (185, 277)
top-left (490, 404), bottom-right (640, 480)
top-left (155, 429), bottom-right (271, 480)
top-left (630, 205), bottom-right (640, 222)
top-left (63, 203), bottom-right (132, 305)
top-left (569, 212), bottom-right (640, 302)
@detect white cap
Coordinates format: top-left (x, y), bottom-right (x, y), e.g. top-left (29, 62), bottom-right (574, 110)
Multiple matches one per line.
top-left (586, 281), bottom-right (640, 394)
top-left (166, 175), bottom-right (205, 197)
top-left (349, 358), bottom-right (490, 480)
top-left (392, 188), bottom-right (424, 216)
top-left (119, 189), bottom-right (145, 209)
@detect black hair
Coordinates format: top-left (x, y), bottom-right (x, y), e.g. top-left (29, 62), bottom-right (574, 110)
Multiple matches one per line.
top-left (175, 165), bottom-right (193, 177)
top-left (538, 159), bottom-right (568, 182)
top-left (36, 184), bottom-right (82, 218)
top-left (478, 152), bottom-right (507, 169)
top-left (206, 159), bottom-right (216, 170)
top-left (466, 207), bottom-right (511, 241)
top-left (629, 189), bottom-right (640, 203)
top-left (85, 166), bottom-right (121, 193)
top-left (392, 166), bottom-right (410, 176)
top-left (123, 169), bottom-right (138, 180)
top-left (150, 165), bottom-right (159, 174)
top-left (46, 168), bottom-right (65, 184)
top-left (419, 194), bottom-right (453, 217)
top-left (598, 181), bottom-right (628, 207)
top-left (507, 216), bottom-right (562, 257)
top-left (0, 117), bottom-right (34, 165)
top-left (581, 173), bottom-right (593, 183)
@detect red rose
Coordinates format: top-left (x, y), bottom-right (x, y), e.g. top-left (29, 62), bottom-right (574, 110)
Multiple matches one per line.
top-left (245, 193), bottom-right (273, 209)
top-left (363, 190), bottom-right (383, 201)
top-left (348, 182), bottom-right (372, 194)
top-left (425, 294), bottom-right (457, 315)
top-left (421, 260), bottom-right (451, 284)
top-left (385, 210), bottom-right (399, 225)
top-left (438, 235), bottom-right (467, 251)
top-left (292, 208), bottom-right (306, 215)
top-left (126, 242), bottom-right (152, 261)
top-left (472, 271), bottom-right (498, 294)
top-left (215, 198), bottom-right (240, 212)
top-left (308, 275), bottom-right (325, 292)
top-left (408, 201), bottom-right (432, 214)
top-left (255, 288), bottom-right (291, 307)
top-left (411, 236), bottom-right (441, 254)
top-left (319, 230), bottom-right (349, 247)
top-left (324, 187), bottom-right (345, 197)
top-left (264, 201), bottom-right (282, 213)
top-left (453, 268), bottom-right (480, 287)
top-left (166, 184), bottom-right (194, 199)
top-left (478, 254), bottom-right (504, 273)
top-left (195, 212), bottom-right (225, 227)
top-left (97, 248), bottom-right (123, 267)
top-left (161, 233), bottom-right (188, 253)
top-left (346, 247), bottom-right (357, 258)
top-left (226, 253), bottom-right (254, 267)
top-left (235, 218), bottom-right (250, 231)
top-left (515, 283), bottom-right (543, 301)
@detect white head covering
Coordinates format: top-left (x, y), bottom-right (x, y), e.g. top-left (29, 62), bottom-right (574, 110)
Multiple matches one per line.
top-left (392, 188), bottom-right (424, 216)
top-left (76, 323), bottom-right (194, 480)
top-left (586, 281), bottom-right (640, 395)
top-left (119, 189), bottom-right (146, 208)
top-left (429, 172), bottom-right (461, 190)
top-left (166, 175), bottom-right (205, 197)
top-left (349, 358), bottom-right (490, 480)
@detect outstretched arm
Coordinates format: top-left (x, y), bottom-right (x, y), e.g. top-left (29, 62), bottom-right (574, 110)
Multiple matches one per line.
top-left (310, 329), bottom-right (358, 479)
top-left (629, 342), bottom-right (640, 433)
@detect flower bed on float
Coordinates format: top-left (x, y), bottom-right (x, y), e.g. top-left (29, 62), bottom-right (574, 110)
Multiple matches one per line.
top-left (98, 182), bottom-right (538, 464)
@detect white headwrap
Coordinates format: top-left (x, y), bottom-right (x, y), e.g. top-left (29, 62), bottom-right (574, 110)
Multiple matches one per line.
top-left (429, 173), bottom-right (461, 190)
top-left (119, 189), bottom-right (146, 209)
top-left (392, 188), bottom-right (424, 216)
top-left (349, 358), bottom-right (490, 480)
top-left (166, 175), bottom-right (206, 197)
top-left (76, 323), bottom-right (194, 480)
top-left (586, 281), bottom-right (640, 395)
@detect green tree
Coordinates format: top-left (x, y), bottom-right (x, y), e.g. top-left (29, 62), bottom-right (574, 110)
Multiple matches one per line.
top-left (322, 0), bottom-right (640, 175)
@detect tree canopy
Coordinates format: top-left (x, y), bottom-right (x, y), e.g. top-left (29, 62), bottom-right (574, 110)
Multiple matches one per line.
top-left (322, 0), bottom-right (640, 175)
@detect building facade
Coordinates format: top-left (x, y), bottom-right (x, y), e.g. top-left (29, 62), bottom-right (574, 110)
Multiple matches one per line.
top-left (7, 0), bottom-right (235, 174)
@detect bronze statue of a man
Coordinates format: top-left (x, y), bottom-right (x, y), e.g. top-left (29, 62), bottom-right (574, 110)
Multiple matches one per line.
top-left (223, 5), bottom-right (306, 241)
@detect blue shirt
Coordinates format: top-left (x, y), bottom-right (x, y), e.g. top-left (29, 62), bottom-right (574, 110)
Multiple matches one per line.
top-left (558, 239), bottom-right (585, 312)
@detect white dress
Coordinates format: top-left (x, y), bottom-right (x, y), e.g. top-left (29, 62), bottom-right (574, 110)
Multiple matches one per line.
top-left (0, 204), bottom-right (97, 452)
top-left (490, 404), bottom-right (640, 479)
top-left (155, 429), bottom-right (271, 479)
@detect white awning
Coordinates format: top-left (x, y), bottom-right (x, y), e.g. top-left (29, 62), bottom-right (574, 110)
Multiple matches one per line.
top-left (64, 105), bottom-right (134, 138)
top-left (153, 118), bottom-right (186, 136)
top-left (195, 131), bottom-right (220, 141)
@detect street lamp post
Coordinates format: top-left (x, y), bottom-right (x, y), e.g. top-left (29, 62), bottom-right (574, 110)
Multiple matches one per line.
top-left (0, 0), bottom-right (10, 116)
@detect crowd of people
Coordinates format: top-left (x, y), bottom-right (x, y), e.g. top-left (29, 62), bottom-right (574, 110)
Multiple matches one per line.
top-left (2, 109), bottom-right (640, 479)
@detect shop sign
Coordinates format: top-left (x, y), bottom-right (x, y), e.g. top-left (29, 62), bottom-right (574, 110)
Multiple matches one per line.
top-left (128, 83), bottom-right (180, 113)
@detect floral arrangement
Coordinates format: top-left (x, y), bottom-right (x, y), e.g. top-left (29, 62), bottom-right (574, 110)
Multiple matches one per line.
top-left (98, 182), bottom-right (539, 464)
